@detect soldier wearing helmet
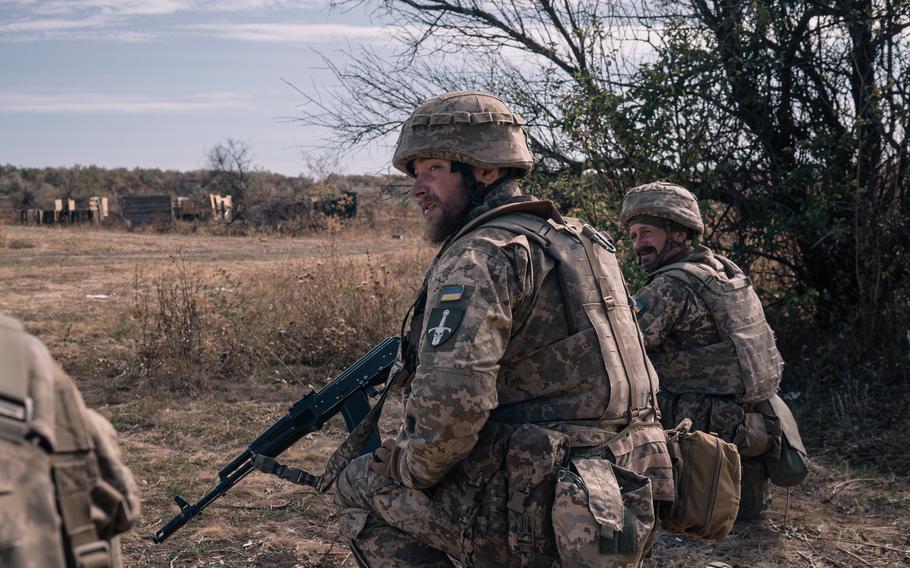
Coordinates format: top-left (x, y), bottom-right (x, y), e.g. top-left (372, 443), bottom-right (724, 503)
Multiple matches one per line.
top-left (621, 181), bottom-right (805, 522)
top-left (332, 92), bottom-right (672, 566)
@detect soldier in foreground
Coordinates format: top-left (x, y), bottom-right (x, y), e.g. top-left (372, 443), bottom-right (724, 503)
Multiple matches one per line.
top-left (621, 181), bottom-right (804, 521)
top-left (0, 314), bottom-right (140, 567)
top-left (333, 91), bottom-right (674, 566)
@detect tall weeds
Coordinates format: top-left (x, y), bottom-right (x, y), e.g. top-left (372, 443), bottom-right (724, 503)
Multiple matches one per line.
top-left (128, 247), bottom-right (430, 391)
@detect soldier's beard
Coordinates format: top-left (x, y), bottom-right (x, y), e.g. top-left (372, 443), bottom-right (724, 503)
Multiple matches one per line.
top-left (637, 246), bottom-right (659, 269)
top-left (638, 242), bottom-right (687, 271)
top-left (424, 198), bottom-right (472, 244)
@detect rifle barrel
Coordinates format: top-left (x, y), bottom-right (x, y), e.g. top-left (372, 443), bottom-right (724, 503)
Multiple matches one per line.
top-left (149, 336), bottom-right (400, 543)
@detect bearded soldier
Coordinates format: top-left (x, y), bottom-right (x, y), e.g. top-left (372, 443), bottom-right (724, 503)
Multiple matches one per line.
top-left (332, 92), bottom-right (674, 567)
top-left (0, 314), bottom-right (140, 567)
top-left (620, 181), bottom-right (803, 522)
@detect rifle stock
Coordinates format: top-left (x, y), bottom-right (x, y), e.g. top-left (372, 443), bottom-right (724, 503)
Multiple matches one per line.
top-left (151, 335), bottom-right (400, 543)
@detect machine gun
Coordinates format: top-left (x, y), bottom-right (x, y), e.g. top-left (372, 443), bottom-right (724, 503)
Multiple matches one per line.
top-left (151, 335), bottom-right (400, 544)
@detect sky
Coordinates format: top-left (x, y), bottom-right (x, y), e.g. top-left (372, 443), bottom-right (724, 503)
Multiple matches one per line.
top-left (0, 0), bottom-right (401, 176)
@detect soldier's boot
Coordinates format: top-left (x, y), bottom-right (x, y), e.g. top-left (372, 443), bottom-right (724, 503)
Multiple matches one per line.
top-left (736, 457), bottom-right (770, 522)
top-left (350, 514), bottom-right (454, 568)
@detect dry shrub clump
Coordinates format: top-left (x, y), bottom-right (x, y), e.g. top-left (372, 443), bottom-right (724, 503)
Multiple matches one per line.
top-left (128, 247), bottom-right (430, 390)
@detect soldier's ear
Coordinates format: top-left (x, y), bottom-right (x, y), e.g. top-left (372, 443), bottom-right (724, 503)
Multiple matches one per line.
top-left (471, 166), bottom-right (500, 186)
top-left (670, 229), bottom-right (689, 244)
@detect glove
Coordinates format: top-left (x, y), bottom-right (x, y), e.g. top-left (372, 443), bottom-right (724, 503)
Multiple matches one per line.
top-left (368, 439), bottom-right (406, 482)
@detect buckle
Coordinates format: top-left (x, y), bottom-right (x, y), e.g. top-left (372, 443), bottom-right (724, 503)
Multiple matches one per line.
top-left (0, 394), bottom-right (31, 422)
top-left (74, 540), bottom-right (111, 568)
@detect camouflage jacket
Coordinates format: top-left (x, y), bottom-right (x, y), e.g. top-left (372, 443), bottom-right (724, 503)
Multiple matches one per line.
top-left (634, 246), bottom-right (718, 356)
top-left (634, 245), bottom-right (782, 402)
top-left (389, 182), bottom-right (667, 494)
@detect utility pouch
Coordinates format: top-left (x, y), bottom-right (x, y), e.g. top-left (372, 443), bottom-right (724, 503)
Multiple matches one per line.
top-left (85, 409), bottom-right (140, 539)
top-left (734, 412), bottom-right (771, 458)
top-left (763, 395), bottom-right (809, 487)
top-left (661, 419), bottom-right (741, 540)
top-left (505, 424), bottom-right (569, 564)
top-left (552, 459), bottom-right (654, 568)
top-left (605, 421), bottom-right (675, 503)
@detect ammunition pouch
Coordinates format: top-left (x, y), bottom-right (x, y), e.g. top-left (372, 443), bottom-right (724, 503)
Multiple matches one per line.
top-left (660, 419), bottom-right (741, 540)
top-left (505, 424), bottom-right (569, 567)
top-left (763, 395), bottom-right (809, 487)
top-left (603, 421), bottom-right (675, 503)
top-left (734, 411), bottom-right (780, 459)
top-left (552, 459), bottom-right (654, 568)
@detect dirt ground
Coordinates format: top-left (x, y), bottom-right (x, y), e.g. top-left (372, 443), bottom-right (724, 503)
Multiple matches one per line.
top-left (2, 224), bottom-right (908, 568)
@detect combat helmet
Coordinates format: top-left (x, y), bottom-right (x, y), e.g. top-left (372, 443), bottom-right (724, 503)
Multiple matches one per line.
top-left (392, 91), bottom-right (534, 177)
top-left (620, 181), bottom-right (704, 238)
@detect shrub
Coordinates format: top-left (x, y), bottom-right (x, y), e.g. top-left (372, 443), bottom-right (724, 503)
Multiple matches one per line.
top-left (127, 247), bottom-right (431, 391)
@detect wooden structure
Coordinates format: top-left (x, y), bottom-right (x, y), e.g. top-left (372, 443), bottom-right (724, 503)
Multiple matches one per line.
top-left (119, 195), bottom-right (174, 225)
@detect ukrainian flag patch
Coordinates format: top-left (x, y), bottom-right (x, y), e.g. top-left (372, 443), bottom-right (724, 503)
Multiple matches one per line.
top-left (440, 285), bottom-right (465, 302)
top-left (633, 297), bottom-right (646, 317)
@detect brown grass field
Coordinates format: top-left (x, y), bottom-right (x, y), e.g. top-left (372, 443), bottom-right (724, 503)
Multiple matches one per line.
top-left (1, 222), bottom-right (908, 568)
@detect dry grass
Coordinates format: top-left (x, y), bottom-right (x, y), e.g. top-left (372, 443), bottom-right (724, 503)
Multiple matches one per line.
top-left (2, 218), bottom-right (908, 568)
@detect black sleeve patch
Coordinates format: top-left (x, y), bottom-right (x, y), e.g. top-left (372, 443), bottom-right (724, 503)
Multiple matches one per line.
top-left (424, 307), bottom-right (465, 347)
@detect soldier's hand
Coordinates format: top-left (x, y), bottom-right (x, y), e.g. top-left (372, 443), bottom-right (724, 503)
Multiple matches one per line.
top-left (368, 439), bottom-right (404, 482)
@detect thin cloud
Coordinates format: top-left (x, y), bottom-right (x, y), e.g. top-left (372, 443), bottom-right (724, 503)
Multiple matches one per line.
top-left (1, 0), bottom-right (324, 16)
top-left (181, 22), bottom-right (397, 44)
top-left (0, 91), bottom-right (254, 113)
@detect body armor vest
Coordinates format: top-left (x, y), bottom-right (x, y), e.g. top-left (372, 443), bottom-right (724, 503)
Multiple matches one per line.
top-left (0, 315), bottom-right (116, 568)
top-left (403, 200), bottom-right (660, 428)
top-left (647, 252), bottom-right (783, 403)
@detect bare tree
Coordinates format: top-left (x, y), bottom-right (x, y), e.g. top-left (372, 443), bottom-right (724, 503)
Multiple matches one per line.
top-left (205, 138), bottom-right (255, 216)
top-left (299, 0), bottom-right (910, 332)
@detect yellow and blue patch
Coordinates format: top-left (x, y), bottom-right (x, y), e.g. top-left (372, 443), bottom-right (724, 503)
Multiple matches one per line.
top-left (440, 285), bottom-right (465, 302)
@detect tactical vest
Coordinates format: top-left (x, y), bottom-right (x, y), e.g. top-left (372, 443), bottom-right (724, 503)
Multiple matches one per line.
top-left (404, 199), bottom-right (660, 427)
top-left (0, 315), bottom-right (117, 568)
top-left (647, 252), bottom-right (783, 403)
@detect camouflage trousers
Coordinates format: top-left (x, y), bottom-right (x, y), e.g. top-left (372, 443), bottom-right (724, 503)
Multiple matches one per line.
top-left (658, 392), bottom-right (771, 521)
top-left (335, 453), bottom-right (519, 568)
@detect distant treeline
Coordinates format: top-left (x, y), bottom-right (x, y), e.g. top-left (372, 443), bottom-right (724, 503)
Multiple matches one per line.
top-left (0, 164), bottom-right (395, 210)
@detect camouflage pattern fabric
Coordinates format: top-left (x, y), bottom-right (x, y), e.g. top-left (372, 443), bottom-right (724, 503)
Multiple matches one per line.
top-left (643, 248), bottom-right (783, 403)
top-left (336, 181), bottom-right (666, 566)
top-left (635, 247), bottom-right (776, 521)
top-left (0, 438), bottom-right (68, 568)
top-left (0, 314), bottom-right (139, 567)
top-left (392, 91), bottom-right (534, 176)
top-left (620, 182), bottom-right (704, 237)
top-left (552, 460), bottom-right (655, 567)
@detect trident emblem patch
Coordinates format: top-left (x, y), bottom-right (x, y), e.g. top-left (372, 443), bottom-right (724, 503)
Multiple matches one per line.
top-left (424, 306), bottom-right (464, 347)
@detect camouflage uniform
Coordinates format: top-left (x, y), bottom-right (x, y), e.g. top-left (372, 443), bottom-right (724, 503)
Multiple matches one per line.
top-left (335, 92), bottom-right (672, 567)
top-left (622, 182), bottom-right (784, 521)
top-left (0, 314), bottom-right (140, 568)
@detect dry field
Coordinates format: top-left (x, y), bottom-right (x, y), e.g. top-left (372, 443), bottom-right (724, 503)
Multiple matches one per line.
top-left (1, 223), bottom-right (908, 568)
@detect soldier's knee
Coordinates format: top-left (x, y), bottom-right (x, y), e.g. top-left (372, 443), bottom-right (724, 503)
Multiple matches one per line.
top-left (335, 455), bottom-right (371, 509)
top-left (335, 453), bottom-right (398, 510)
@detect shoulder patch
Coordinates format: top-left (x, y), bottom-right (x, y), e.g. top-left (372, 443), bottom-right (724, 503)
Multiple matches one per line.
top-left (424, 307), bottom-right (464, 347)
top-left (439, 285), bottom-right (465, 302)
